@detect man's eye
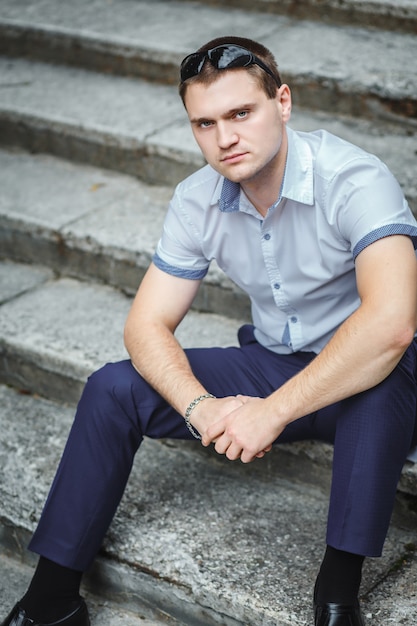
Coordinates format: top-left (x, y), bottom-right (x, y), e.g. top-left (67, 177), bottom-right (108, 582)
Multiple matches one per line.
top-left (200, 120), bottom-right (213, 128)
top-left (235, 111), bottom-right (248, 119)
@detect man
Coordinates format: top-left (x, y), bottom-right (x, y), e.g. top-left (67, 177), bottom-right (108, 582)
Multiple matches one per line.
top-left (2, 36), bottom-right (417, 626)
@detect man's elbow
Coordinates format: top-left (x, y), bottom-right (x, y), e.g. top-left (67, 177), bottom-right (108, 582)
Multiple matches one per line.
top-left (389, 319), bottom-right (417, 355)
top-left (123, 320), bottom-right (133, 354)
top-left (123, 310), bottom-right (141, 354)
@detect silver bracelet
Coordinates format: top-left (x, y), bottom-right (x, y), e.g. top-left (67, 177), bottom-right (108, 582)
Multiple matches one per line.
top-left (184, 393), bottom-right (215, 440)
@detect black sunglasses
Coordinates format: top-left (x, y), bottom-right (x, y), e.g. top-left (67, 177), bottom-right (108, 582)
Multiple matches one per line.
top-left (180, 44), bottom-right (281, 86)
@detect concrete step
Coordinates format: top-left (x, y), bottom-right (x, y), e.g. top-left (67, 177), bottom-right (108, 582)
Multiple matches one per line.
top-left (1, 380), bottom-right (417, 625)
top-left (0, 260), bottom-right (242, 404)
top-left (0, 553), bottom-right (180, 626)
top-left (0, 56), bottom-right (201, 187)
top-left (0, 0), bottom-right (416, 128)
top-left (185, 0), bottom-right (417, 34)
top-left (0, 148), bottom-right (250, 318)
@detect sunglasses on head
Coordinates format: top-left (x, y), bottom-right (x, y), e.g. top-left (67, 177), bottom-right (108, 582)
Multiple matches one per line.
top-left (180, 44), bottom-right (281, 86)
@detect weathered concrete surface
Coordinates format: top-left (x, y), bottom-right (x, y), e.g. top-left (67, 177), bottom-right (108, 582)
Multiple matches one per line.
top-left (0, 57), bottom-right (200, 185)
top-left (1, 383), bottom-right (416, 625)
top-left (0, 0), bottom-right (416, 118)
top-left (181, 0), bottom-right (417, 33)
top-left (5, 0), bottom-right (416, 35)
top-left (0, 148), bottom-right (174, 289)
top-left (0, 553), bottom-right (181, 625)
top-left (0, 149), bottom-right (250, 317)
top-left (0, 147), bottom-right (170, 232)
top-left (0, 266), bottom-right (243, 402)
top-left (361, 548), bottom-right (417, 623)
top-left (0, 259), bottom-right (53, 304)
top-left (4, 548), bottom-right (416, 625)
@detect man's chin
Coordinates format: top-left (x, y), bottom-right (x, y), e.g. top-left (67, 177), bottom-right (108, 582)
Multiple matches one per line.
top-left (217, 165), bottom-right (254, 184)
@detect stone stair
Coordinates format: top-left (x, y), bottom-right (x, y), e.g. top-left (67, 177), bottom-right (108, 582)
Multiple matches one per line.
top-left (1, 1), bottom-right (417, 624)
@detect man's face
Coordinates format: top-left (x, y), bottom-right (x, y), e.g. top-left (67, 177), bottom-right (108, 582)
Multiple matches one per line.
top-left (184, 69), bottom-right (291, 186)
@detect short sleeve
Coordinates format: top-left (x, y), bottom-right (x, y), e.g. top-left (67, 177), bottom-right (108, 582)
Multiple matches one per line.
top-left (153, 187), bottom-right (210, 280)
top-left (327, 156), bottom-right (417, 260)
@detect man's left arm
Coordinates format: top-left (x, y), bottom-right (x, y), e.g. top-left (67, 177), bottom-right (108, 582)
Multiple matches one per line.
top-left (205, 235), bottom-right (417, 462)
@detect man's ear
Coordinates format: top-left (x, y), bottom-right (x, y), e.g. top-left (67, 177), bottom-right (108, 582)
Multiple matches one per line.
top-left (277, 84), bottom-right (292, 123)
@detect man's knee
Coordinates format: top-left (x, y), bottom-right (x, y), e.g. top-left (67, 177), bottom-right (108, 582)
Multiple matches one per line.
top-left (86, 360), bottom-right (137, 392)
top-left (77, 360), bottom-right (186, 442)
top-left (76, 360), bottom-right (144, 438)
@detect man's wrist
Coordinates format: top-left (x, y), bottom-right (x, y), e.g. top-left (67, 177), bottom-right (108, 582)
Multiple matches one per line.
top-left (184, 393), bottom-right (216, 439)
top-left (265, 391), bottom-right (295, 431)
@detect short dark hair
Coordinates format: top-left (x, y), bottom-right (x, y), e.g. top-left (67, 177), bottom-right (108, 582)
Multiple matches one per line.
top-left (179, 36), bottom-right (282, 104)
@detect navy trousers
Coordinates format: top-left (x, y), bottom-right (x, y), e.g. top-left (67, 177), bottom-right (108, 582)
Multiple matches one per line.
top-left (29, 326), bottom-right (417, 571)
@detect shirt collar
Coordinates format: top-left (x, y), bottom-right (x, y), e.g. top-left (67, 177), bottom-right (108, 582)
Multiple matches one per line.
top-left (215, 126), bottom-right (314, 213)
top-left (282, 126), bottom-right (314, 206)
top-left (218, 178), bottom-right (241, 213)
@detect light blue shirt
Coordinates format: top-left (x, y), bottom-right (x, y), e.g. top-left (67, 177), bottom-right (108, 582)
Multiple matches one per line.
top-left (154, 127), bottom-right (417, 355)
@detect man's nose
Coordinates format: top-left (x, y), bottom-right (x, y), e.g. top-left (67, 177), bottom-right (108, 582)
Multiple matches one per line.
top-left (217, 122), bottom-right (238, 149)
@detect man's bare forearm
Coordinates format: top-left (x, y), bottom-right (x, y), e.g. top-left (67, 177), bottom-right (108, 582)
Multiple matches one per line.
top-left (125, 317), bottom-right (247, 437)
top-left (124, 265), bottom-right (209, 417)
top-left (126, 319), bottom-right (208, 417)
top-left (265, 303), bottom-right (414, 428)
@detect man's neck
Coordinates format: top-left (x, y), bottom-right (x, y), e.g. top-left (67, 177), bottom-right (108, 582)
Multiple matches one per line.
top-left (240, 134), bottom-right (288, 218)
top-left (241, 180), bottom-right (283, 218)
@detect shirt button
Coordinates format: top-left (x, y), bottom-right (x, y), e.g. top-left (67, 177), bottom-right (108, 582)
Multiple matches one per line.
top-left (274, 283), bottom-right (280, 290)
top-left (264, 233), bottom-right (271, 240)
top-left (290, 316), bottom-right (298, 323)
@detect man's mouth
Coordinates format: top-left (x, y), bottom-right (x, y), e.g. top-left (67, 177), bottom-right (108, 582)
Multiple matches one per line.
top-left (221, 152), bottom-right (247, 164)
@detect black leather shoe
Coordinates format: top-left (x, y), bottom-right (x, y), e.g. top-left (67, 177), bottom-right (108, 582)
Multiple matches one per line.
top-left (1, 601), bottom-right (90, 626)
top-left (314, 600), bottom-right (365, 625)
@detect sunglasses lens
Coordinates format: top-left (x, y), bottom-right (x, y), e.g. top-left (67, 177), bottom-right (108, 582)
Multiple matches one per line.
top-left (209, 45), bottom-right (252, 70)
top-left (180, 53), bottom-right (206, 81)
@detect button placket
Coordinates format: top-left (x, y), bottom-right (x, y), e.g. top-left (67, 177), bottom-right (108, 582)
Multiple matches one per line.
top-left (260, 221), bottom-right (290, 310)
top-left (260, 217), bottom-right (302, 350)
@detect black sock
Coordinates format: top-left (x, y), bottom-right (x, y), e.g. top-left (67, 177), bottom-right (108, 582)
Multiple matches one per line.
top-left (315, 545), bottom-right (365, 605)
top-left (20, 557), bottom-right (83, 623)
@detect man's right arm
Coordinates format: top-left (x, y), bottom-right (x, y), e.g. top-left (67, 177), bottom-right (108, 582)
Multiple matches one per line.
top-left (124, 262), bottom-right (243, 434)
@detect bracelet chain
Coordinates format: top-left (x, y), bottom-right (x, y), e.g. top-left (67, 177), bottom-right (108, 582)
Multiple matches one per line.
top-left (184, 393), bottom-right (215, 439)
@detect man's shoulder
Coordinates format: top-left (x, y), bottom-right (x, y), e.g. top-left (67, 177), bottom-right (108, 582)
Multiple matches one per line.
top-left (291, 127), bottom-right (380, 174)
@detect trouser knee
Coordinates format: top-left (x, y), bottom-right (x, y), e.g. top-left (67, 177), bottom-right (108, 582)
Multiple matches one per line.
top-left (75, 360), bottom-right (145, 448)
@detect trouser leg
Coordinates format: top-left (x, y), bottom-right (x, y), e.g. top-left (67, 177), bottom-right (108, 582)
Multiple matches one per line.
top-left (257, 341), bottom-right (417, 557)
top-left (28, 359), bottom-right (190, 570)
top-left (323, 341), bottom-right (417, 556)
top-left (28, 335), bottom-right (315, 571)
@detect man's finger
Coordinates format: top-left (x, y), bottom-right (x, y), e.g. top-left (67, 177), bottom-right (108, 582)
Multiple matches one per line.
top-left (225, 442), bottom-right (243, 461)
top-left (214, 435), bottom-right (232, 456)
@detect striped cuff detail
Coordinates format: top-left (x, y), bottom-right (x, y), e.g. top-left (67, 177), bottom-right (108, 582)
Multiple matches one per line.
top-left (153, 253), bottom-right (208, 280)
top-left (353, 224), bottom-right (417, 260)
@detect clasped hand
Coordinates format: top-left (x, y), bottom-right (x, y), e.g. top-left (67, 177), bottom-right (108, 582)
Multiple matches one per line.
top-left (195, 395), bottom-right (282, 464)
